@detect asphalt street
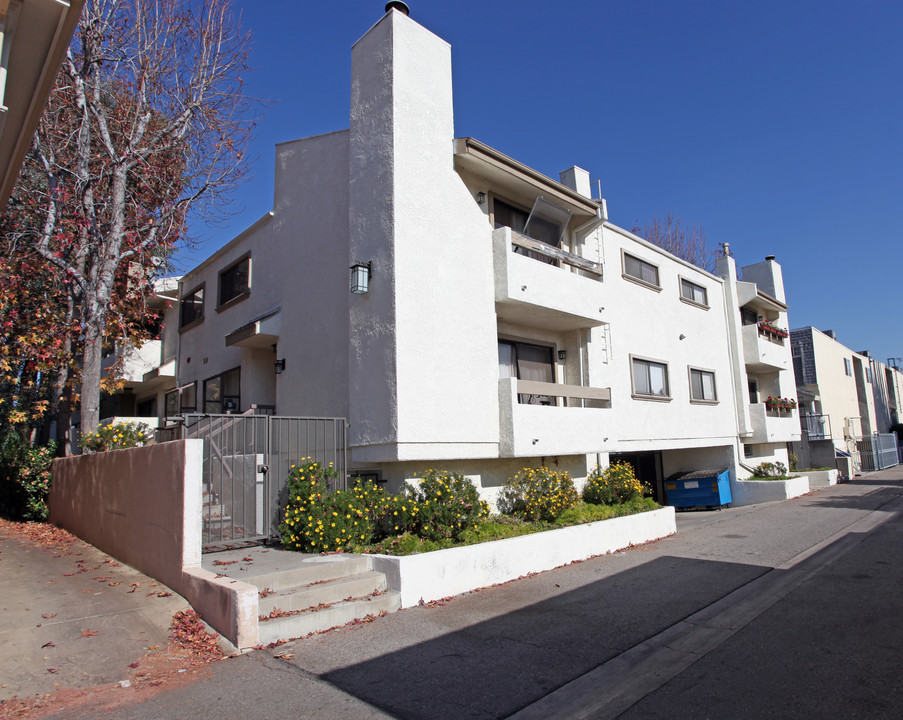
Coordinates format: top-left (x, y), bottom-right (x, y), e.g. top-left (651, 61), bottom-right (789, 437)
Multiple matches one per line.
top-left (34, 468), bottom-right (903, 719)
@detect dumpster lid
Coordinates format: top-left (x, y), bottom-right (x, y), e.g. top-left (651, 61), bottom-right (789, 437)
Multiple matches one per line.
top-left (673, 469), bottom-right (730, 480)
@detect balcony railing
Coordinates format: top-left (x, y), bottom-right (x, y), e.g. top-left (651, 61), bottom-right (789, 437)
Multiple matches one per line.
top-left (498, 377), bottom-right (610, 457)
top-left (748, 402), bottom-right (802, 444)
top-left (515, 379), bottom-right (611, 406)
top-left (801, 413), bottom-right (831, 440)
top-left (510, 232), bottom-right (602, 277)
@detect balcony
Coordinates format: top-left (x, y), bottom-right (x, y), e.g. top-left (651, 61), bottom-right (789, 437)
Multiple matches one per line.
top-left (748, 402), bottom-right (801, 444)
top-left (498, 377), bottom-right (610, 457)
top-left (741, 323), bottom-right (790, 372)
top-left (492, 227), bottom-right (606, 331)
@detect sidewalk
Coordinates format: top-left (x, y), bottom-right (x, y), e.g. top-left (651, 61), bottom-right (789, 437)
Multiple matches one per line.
top-left (0, 521), bottom-right (193, 713)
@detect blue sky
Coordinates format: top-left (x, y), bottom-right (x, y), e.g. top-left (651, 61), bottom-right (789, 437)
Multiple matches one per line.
top-left (185, 0), bottom-right (902, 364)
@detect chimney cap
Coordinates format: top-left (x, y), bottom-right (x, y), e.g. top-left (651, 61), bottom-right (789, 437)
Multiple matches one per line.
top-left (765, 255), bottom-right (776, 261)
top-left (385, 1), bottom-right (410, 15)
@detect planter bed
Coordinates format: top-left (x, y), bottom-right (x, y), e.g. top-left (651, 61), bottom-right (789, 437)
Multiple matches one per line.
top-left (370, 506), bottom-right (676, 608)
top-left (731, 475), bottom-right (810, 506)
top-left (805, 469), bottom-right (839, 488)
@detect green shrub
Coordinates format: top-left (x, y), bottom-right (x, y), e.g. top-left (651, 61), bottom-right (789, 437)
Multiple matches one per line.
top-left (751, 461), bottom-right (789, 479)
top-left (279, 459), bottom-right (385, 553)
top-left (401, 469), bottom-right (489, 541)
top-left (498, 466), bottom-right (577, 522)
top-left (80, 422), bottom-right (152, 452)
top-left (582, 461), bottom-right (643, 505)
top-left (0, 440), bottom-right (57, 521)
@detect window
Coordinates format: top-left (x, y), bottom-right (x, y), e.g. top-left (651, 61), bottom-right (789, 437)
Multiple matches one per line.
top-left (218, 254), bottom-right (250, 308)
top-left (204, 368), bottom-right (240, 413)
top-left (844, 358), bottom-right (853, 377)
top-left (743, 444), bottom-right (755, 459)
top-left (164, 383), bottom-right (197, 416)
top-left (689, 368), bottom-right (717, 402)
top-left (680, 278), bottom-right (708, 307)
top-left (493, 198), bottom-right (563, 265)
top-left (740, 307), bottom-right (758, 326)
top-left (180, 285), bottom-right (205, 329)
top-left (748, 380), bottom-right (758, 405)
top-left (623, 253), bottom-right (660, 288)
top-left (631, 357), bottom-right (669, 399)
top-left (498, 340), bottom-right (555, 405)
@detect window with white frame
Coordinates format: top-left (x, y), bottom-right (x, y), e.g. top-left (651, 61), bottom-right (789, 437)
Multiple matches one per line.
top-left (623, 253), bottom-right (660, 288)
top-left (680, 278), bottom-right (708, 307)
top-left (844, 358), bottom-right (853, 377)
top-left (689, 368), bottom-right (717, 402)
top-left (631, 356), bottom-right (670, 399)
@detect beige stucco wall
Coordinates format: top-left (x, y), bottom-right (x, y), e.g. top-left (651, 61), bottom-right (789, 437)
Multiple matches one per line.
top-left (49, 440), bottom-right (259, 648)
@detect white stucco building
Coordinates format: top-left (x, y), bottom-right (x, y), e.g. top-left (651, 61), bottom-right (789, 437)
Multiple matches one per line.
top-left (116, 6), bottom-right (801, 502)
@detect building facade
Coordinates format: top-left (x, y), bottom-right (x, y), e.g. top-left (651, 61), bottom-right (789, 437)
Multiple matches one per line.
top-left (114, 7), bottom-right (801, 501)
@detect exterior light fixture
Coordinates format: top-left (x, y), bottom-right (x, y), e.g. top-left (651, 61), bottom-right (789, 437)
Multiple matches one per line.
top-left (350, 261), bottom-right (372, 294)
top-left (274, 359), bottom-right (286, 375)
top-left (558, 350), bottom-right (567, 361)
top-left (476, 191), bottom-right (486, 205)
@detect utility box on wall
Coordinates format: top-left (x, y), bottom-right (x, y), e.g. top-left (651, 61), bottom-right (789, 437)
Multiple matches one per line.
top-left (665, 469), bottom-right (732, 510)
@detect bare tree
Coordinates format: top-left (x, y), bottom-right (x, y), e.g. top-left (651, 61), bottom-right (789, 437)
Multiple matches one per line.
top-left (3, 0), bottom-right (257, 441)
top-left (631, 212), bottom-right (717, 272)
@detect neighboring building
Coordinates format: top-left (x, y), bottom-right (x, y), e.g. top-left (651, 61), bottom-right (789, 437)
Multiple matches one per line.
top-left (0, 0), bottom-right (84, 207)
top-left (114, 7), bottom-right (800, 501)
top-left (99, 278), bottom-right (180, 425)
top-left (791, 327), bottom-right (876, 454)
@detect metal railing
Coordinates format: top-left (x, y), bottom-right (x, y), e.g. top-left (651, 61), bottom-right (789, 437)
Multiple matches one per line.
top-left (801, 413), bottom-right (831, 440)
top-left (156, 414), bottom-right (347, 548)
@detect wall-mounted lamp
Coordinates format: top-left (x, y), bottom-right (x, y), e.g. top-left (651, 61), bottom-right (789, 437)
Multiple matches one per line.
top-left (350, 261), bottom-right (372, 294)
top-left (558, 350), bottom-right (567, 361)
top-left (476, 191), bottom-right (486, 205)
top-left (274, 359), bottom-right (286, 375)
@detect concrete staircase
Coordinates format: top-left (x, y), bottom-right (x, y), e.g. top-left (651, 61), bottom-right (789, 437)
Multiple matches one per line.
top-left (203, 550), bottom-right (401, 645)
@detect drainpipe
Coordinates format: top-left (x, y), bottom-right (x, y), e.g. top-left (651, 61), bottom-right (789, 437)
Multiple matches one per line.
top-left (175, 277), bottom-right (183, 414)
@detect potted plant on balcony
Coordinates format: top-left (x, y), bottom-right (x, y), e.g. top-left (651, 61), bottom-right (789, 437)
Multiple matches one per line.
top-left (765, 396), bottom-right (778, 412)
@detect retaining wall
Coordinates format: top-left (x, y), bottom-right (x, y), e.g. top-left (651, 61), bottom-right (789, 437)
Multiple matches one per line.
top-left (49, 441), bottom-right (259, 648)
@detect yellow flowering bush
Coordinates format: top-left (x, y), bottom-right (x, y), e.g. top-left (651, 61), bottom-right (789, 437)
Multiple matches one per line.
top-left (582, 461), bottom-right (643, 505)
top-left (498, 466), bottom-right (577, 522)
top-left (396, 469), bottom-right (489, 541)
top-left (79, 421), bottom-right (152, 452)
top-left (279, 459), bottom-right (387, 553)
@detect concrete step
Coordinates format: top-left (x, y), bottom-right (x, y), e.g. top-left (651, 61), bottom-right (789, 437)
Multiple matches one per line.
top-left (258, 570), bottom-right (387, 615)
top-left (243, 554), bottom-right (372, 592)
top-left (257, 590), bottom-right (402, 645)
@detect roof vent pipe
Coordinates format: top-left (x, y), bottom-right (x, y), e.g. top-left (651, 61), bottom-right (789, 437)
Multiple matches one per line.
top-left (385, 1), bottom-right (410, 15)
top-left (765, 255), bottom-right (776, 261)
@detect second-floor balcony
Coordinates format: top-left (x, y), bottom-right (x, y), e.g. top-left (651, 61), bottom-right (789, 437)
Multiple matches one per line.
top-left (742, 323), bottom-right (790, 372)
top-left (748, 402), bottom-right (801, 444)
top-left (498, 377), bottom-right (610, 457)
top-left (492, 227), bottom-right (606, 331)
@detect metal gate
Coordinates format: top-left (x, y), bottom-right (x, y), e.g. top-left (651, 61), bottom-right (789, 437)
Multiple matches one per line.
top-left (157, 414), bottom-right (347, 548)
top-left (856, 433), bottom-right (900, 472)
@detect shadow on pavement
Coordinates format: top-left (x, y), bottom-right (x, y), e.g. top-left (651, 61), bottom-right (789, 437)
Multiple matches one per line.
top-left (316, 556), bottom-right (768, 720)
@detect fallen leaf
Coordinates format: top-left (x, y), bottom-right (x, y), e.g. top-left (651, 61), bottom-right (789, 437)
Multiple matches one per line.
top-left (156, 591), bottom-right (173, 598)
top-left (108, 581), bottom-right (121, 587)
top-left (92, 576), bottom-right (112, 581)
top-left (41, 641), bottom-right (55, 648)
top-left (128, 662), bottom-right (140, 668)
top-left (47, 668), bottom-right (58, 674)
top-left (42, 613), bottom-right (56, 619)
top-left (147, 645), bottom-right (159, 650)
top-left (81, 629), bottom-right (99, 637)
